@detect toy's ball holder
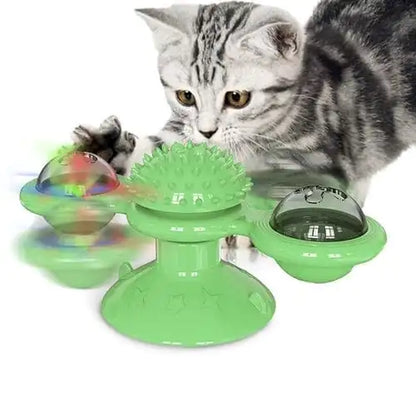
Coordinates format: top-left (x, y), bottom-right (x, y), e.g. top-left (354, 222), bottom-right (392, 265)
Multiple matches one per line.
top-left (19, 152), bottom-right (143, 288)
top-left (20, 143), bottom-right (386, 346)
top-left (251, 185), bottom-right (386, 283)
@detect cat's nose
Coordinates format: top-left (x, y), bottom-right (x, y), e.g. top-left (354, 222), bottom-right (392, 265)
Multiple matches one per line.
top-left (199, 129), bottom-right (218, 139)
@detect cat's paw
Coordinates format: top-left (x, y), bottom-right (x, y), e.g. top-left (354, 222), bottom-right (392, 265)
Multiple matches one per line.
top-left (221, 236), bottom-right (253, 249)
top-left (72, 115), bottom-right (137, 175)
top-left (221, 236), bottom-right (259, 262)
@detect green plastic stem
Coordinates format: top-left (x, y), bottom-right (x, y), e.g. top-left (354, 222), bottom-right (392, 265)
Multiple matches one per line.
top-left (157, 240), bottom-right (220, 273)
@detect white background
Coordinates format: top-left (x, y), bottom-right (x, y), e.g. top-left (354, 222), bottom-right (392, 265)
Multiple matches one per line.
top-left (1, 1), bottom-right (416, 415)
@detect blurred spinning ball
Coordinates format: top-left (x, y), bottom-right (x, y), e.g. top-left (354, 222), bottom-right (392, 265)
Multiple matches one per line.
top-left (37, 152), bottom-right (119, 197)
top-left (36, 152), bottom-right (119, 234)
top-left (270, 185), bottom-right (368, 242)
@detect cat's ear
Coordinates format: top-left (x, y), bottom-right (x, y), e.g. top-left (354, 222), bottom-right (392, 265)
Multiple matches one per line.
top-left (237, 7), bottom-right (303, 58)
top-left (135, 6), bottom-right (198, 53)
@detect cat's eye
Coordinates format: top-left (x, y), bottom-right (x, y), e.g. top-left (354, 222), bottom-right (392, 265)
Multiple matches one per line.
top-left (225, 90), bottom-right (251, 109)
top-left (176, 90), bottom-right (196, 107)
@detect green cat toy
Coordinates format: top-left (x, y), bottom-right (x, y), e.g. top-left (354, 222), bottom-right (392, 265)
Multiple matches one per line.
top-left (20, 142), bottom-right (386, 346)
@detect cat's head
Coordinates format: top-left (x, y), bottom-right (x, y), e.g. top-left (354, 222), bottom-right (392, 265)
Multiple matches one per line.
top-left (137, 2), bottom-right (304, 157)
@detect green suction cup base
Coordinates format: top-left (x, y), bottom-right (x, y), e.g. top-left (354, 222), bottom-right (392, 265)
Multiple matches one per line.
top-left (278, 262), bottom-right (352, 284)
top-left (101, 261), bottom-right (276, 347)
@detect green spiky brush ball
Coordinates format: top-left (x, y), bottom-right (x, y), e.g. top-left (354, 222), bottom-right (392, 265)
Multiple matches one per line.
top-left (128, 141), bottom-right (252, 213)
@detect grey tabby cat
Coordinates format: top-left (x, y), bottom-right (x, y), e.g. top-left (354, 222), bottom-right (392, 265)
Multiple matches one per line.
top-left (74, 0), bottom-right (416, 246)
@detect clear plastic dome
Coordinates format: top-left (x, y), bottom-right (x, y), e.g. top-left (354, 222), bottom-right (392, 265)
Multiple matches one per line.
top-left (270, 185), bottom-right (368, 242)
top-left (36, 152), bottom-right (119, 197)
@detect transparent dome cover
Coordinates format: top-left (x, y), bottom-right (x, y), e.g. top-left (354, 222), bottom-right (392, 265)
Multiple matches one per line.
top-left (270, 185), bottom-right (368, 242)
top-left (36, 152), bottom-right (119, 197)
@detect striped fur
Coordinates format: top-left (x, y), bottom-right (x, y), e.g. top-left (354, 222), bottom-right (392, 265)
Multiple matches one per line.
top-left (74, 0), bottom-right (416, 202)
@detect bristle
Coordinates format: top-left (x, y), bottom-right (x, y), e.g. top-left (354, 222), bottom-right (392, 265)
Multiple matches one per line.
top-left (128, 141), bottom-right (252, 212)
top-left (193, 167), bottom-right (201, 176)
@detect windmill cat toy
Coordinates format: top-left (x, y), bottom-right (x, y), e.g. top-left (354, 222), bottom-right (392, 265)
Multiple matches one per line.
top-left (20, 142), bottom-right (386, 346)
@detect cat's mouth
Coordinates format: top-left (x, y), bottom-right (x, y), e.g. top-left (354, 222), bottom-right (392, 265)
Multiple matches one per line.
top-left (183, 124), bottom-right (221, 144)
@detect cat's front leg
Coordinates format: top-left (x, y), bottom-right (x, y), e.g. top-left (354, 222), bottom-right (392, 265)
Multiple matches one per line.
top-left (72, 115), bottom-right (187, 176)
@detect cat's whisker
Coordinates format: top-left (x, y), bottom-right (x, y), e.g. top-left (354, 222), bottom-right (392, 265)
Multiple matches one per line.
top-left (239, 132), bottom-right (286, 151)
top-left (290, 93), bottom-right (319, 102)
top-left (240, 135), bottom-right (270, 153)
top-left (241, 134), bottom-right (278, 145)
top-left (241, 139), bottom-right (256, 159)
top-left (238, 131), bottom-right (275, 142)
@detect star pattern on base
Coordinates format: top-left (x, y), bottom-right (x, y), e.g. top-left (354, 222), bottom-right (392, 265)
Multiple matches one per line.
top-left (166, 294), bottom-right (186, 314)
top-left (135, 286), bottom-right (148, 306)
top-left (202, 289), bottom-right (221, 309)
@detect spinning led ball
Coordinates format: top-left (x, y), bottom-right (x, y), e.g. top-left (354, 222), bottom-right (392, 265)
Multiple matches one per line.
top-left (251, 185), bottom-right (387, 283)
top-left (19, 152), bottom-right (141, 288)
top-left (34, 152), bottom-right (119, 233)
